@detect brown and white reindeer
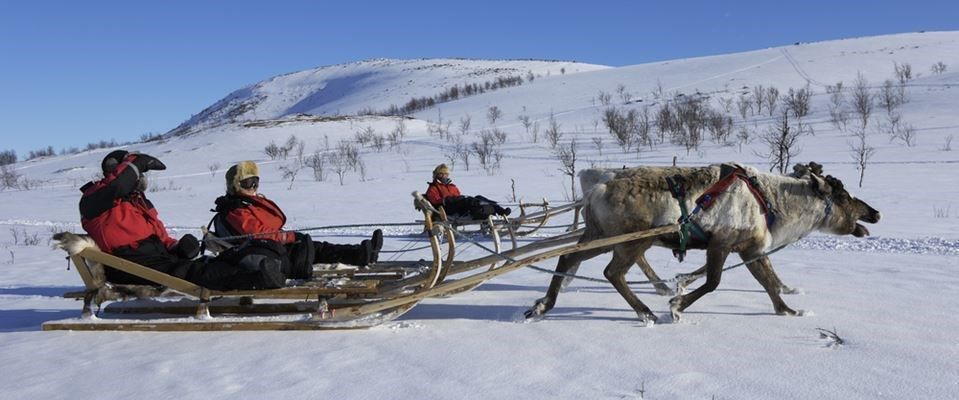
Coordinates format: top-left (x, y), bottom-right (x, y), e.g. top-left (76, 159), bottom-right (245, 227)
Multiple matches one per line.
top-left (525, 162), bottom-right (880, 323)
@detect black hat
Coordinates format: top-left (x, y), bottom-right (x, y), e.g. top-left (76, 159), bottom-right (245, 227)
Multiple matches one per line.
top-left (101, 150), bottom-right (129, 175)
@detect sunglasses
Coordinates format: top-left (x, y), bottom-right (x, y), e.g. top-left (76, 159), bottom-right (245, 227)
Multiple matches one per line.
top-left (239, 177), bottom-right (259, 189)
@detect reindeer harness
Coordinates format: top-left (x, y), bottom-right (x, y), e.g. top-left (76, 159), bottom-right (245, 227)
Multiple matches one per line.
top-left (665, 164), bottom-right (775, 261)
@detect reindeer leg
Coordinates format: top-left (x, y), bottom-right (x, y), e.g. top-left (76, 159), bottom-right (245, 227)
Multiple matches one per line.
top-left (742, 254), bottom-right (800, 316)
top-left (669, 246), bottom-right (729, 322)
top-left (635, 253), bottom-right (674, 296)
top-left (674, 263), bottom-right (705, 295)
top-left (606, 244), bottom-right (657, 324)
top-left (524, 246), bottom-right (608, 319)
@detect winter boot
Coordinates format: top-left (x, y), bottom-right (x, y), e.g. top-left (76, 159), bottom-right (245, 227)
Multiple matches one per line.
top-left (370, 229), bottom-right (383, 264)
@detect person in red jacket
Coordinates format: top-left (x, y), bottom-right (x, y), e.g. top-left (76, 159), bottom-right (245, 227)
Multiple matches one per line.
top-left (424, 164), bottom-right (510, 219)
top-left (80, 151), bottom-right (283, 289)
top-left (212, 161), bottom-right (382, 274)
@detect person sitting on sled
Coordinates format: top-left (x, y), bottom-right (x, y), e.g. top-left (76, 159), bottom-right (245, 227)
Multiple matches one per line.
top-left (424, 164), bottom-right (510, 220)
top-left (211, 161), bottom-right (383, 277)
top-left (79, 151), bottom-right (287, 290)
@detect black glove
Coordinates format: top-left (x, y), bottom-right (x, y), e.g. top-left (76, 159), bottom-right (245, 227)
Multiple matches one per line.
top-left (131, 153), bottom-right (167, 173)
top-left (175, 234), bottom-right (200, 259)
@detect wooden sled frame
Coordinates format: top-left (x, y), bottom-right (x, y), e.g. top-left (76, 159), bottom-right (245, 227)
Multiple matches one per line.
top-left (43, 194), bottom-right (454, 331)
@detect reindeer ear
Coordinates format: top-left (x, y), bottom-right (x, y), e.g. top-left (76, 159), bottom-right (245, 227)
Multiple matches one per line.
top-left (791, 163), bottom-right (810, 178)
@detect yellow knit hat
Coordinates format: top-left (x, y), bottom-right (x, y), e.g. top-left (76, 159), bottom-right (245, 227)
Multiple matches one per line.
top-left (433, 163), bottom-right (450, 177)
top-left (225, 161), bottom-right (259, 194)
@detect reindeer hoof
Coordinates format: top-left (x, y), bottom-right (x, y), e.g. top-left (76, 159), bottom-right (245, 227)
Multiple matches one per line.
top-left (524, 298), bottom-right (551, 319)
top-left (776, 307), bottom-right (803, 316)
top-left (669, 296), bottom-right (683, 323)
top-left (639, 311), bottom-right (658, 326)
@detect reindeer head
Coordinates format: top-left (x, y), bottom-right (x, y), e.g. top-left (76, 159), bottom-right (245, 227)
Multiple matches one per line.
top-left (803, 163), bottom-right (881, 237)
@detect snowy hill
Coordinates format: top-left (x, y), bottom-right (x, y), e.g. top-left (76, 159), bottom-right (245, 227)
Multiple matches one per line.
top-left (167, 58), bottom-right (608, 136)
top-left (1, 31), bottom-right (958, 399)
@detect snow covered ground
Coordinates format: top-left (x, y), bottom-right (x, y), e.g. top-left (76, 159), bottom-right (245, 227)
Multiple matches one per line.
top-left (1, 32), bottom-right (958, 399)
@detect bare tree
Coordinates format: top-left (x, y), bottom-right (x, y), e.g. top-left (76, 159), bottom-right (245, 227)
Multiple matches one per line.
top-left (931, 61), bottom-right (947, 75)
top-left (517, 114), bottom-right (532, 138)
top-left (616, 84), bottom-right (632, 104)
top-left (0, 150), bottom-right (16, 166)
top-left (736, 94), bottom-right (752, 121)
top-left (473, 130), bottom-right (503, 173)
top-left (784, 85), bottom-right (812, 119)
top-left (555, 140), bottom-right (578, 200)
top-left (306, 151), bottom-right (327, 182)
top-left (752, 85), bottom-right (767, 115)
top-left (544, 111), bottom-right (562, 148)
top-left (878, 79), bottom-right (906, 115)
top-left (765, 86), bottom-right (780, 117)
top-left (718, 96), bottom-right (734, 114)
top-left (736, 125), bottom-right (752, 153)
top-left (597, 90), bottom-right (612, 106)
top-left (941, 134), bottom-right (953, 151)
top-left (758, 110), bottom-right (803, 174)
top-left (264, 141), bottom-right (282, 160)
top-left (852, 73), bottom-right (874, 129)
top-left (848, 128), bottom-right (876, 188)
top-left (602, 107), bottom-right (637, 150)
top-left (1, 165), bottom-right (20, 190)
top-left (458, 114), bottom-right (471, 136)
top-left (894, 62), bottom-right (913, 84)
top-left (329, 152), bottom-right (348, 186)
top-left (207, 162), bottom-right (220, 178)
top-left (486, 106), bottom-right (502, 126)
top-left (827, 82), bottom-right (849, 132)
top-left (279, 141), bottom-right (306, 190)
top-left (634, 106), bottom-right (654, 149)
top-left (591, 137), bottom-right (604, 156)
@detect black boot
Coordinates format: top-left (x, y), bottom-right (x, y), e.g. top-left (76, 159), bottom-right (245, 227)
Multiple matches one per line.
top-left (370, 229), bottom-right (383, 264)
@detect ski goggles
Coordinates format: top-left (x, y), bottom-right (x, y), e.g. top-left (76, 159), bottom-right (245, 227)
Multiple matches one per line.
top-left (239, 177), bottom-right (260, 190)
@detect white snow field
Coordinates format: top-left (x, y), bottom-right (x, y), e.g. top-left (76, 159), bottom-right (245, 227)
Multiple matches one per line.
top-left (1, 32), bottom-right (958, 399)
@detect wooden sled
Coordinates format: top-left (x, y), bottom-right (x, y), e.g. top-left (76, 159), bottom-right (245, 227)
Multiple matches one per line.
top-left (43, 194), bottom-right (454, 332)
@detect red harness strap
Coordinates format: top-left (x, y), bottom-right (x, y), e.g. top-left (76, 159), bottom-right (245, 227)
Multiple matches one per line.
top-left (695, 166), bottom-right (772, 220)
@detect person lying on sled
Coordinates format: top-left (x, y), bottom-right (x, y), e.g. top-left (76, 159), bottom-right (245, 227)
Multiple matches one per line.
top-left (211, 161), bottom-right (383, 276)
top-left (424, 163), bottom-right (511, 220)
top-left (79, 151), bottom-right (286, 290)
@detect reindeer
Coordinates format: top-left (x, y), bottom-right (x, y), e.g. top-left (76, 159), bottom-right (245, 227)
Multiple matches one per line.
top-left (525, 162), bottom-right (880, 323)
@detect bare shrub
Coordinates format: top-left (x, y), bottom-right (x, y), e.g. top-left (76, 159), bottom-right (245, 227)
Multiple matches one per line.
top-left (882, 113), bottom-right (918, 147)
top-left (355, 126), bottom-right (376, 146)
top-left (264, 141), bottom-right (281, 160)
top-left (306, 151), bottom-right (327, 182)
top-left (616, 84), bottom-right (632, 104)
top-left (931, 61), bottom-right (947, 75)
top-left (736, 125), bottom-right (752, 152)
top-left (758, 110), bottom-right (803, 174)
top-left (554, 140), bottom-right (578, 200)
top-left (827, 82), bottom-right (848, 132)
top-left (852, 73), bottom-right (873, 129)
top-left (752, 85), bottom-right (767, 115)
top-left (671, 95), bottom-right (708, 155)
top-left (544, 112), bottom-right (562, 148)
top-left (596, 90), bottom-right (612, 106)
top-left (148, 180), bottom-right (182, 192)
top-left (0, 150), bottom-right (16, 166)
top-left (848, 128), bottom-right (876, 188)
top-left (765, 86), bottom-right (780, 116)
top-left (784, 85), bottom-right (812, 119)
top-left (518, 114), bottom-right (532, 139)
top-left (279, 141), bottom-right (306, 190)
top-left (208, 162), bottom-right (220, 178)
top-left (894, 62), bottom-right (913, 84)
top-left (591, 137), bottom-right (604, 156)
top-left (736, 94), bottom-right (753, 121)
top-left (634, 106), bottom-right (654, 149)
top-left (878, 79), bottom-right (906, 115)
top-left (472, 130), bottom-right (503, 173)
top-left (27, 146), bottom-right (56, 161)
top-left (717, 97), bottom-right (734, 114)
top-left (1, 165), bottom-right (20, 190)
top-left (706, 112), bottom-right (734, 145)
top-left (602, 107), bottom-right (637, 151)
top-left (10, 228), bottom-right (42, 246)
top-left (458, 114), bottom-right (471, 136)
top-left (486, 106), bottom-right (502, 126)
top-left (941, 134), bottom-right (954, 151)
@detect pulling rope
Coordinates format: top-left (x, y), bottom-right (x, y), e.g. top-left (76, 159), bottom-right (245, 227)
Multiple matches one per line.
top-left (202, 221), bottom-right (425, 243)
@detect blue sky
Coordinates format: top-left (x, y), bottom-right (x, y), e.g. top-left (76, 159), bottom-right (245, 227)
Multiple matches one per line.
top-left (1, 0), bottom-right (955, 157)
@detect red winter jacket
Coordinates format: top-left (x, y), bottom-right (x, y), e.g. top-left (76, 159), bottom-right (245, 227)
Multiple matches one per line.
top-left (79, 157), bottom-right (177, 253)
top-left (223, 194), bottom-right (296, 244)
top-left (425, 180), bottom-right (462, 208)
